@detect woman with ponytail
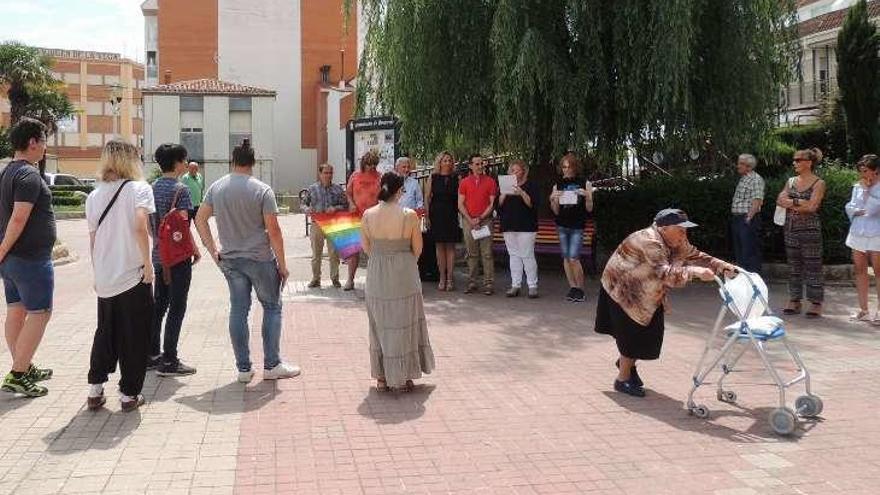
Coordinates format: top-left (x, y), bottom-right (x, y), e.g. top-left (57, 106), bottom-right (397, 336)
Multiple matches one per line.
top-left (361, 172), bottom-right (435, 392)
top-left (776, 148), bottom-right (827, 318)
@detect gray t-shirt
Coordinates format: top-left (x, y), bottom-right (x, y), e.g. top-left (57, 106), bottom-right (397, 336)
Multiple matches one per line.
top-left (204, 173), bottom-right (278, 261)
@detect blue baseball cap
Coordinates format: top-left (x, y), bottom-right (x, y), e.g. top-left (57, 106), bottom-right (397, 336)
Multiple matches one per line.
top-left (654, 208), bottom-right (698, 228)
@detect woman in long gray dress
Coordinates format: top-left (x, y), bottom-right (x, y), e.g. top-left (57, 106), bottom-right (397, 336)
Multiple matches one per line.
top-left (362, 172), bottom-right (435, 392)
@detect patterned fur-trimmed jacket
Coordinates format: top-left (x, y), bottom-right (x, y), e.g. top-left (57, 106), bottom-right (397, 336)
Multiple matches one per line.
top-left (600, 226), bottom-right (735, 326)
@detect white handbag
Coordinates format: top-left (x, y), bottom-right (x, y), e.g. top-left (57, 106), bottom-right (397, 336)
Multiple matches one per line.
top-left (773, 206), bottom-right (786, 227)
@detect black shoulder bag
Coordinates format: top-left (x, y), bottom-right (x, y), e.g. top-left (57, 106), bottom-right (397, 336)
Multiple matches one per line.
top-left (97, 180), bottom-right (132, 228)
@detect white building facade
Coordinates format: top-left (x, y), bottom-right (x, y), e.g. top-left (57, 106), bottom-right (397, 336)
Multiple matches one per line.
top-left (141, 0), bottom-right (363, 193)
top-left (142, 79), bottom-right (276, 188)
top-left (781, 0), bottom-right (880, 125)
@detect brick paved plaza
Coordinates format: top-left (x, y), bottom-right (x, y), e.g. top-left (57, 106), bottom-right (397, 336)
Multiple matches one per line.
top-left (0, 215), bottom-right (878, 494)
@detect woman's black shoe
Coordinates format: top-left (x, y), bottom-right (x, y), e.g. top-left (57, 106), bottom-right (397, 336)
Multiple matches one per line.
top-left (615, 359), bottom-right (643, 387)
top-left (614, 379), bottom-right (646, 397)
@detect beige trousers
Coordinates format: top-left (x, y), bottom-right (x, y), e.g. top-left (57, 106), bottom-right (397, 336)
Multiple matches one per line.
top-left (310, 226), bottom-right (340, 281)
top-left (462, 218), bottom-right (494, 287)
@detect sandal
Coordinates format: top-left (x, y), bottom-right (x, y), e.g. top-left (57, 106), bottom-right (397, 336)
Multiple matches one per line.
top-left (805, 303), bottom-right (822, 319)
top-left (446, 280), bottom-right (455, 292)
top-left (850, 309), bottom-right (871, 322)
top-left (438, 279), bottom-right (447, 291)
top-left (782, 301), bottom-right (802, 315)
top-left (376, 378), bottom-right (390, 392)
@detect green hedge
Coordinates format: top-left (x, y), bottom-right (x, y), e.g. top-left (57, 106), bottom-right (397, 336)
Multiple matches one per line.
top-left (593, 165), bottom-right (857, 265)
top-left (49, 185), bottom-right (94, 194)
top-left (52, 196), bottom-right (85, 207)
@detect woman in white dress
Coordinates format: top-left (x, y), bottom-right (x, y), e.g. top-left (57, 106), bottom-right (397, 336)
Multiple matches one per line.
top-left (362, 172), bottom-right (435, 392)
top-left (845, 154), bottom-right (880, 323)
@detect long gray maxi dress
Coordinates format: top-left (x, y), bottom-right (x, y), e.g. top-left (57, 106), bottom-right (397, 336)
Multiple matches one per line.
top-left (365, 221), bottom-right (435, 388)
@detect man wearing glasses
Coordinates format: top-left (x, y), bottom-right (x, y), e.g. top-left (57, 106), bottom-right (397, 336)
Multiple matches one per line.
top-left (304, 163), bottom-right (348, 288)
top-left (0, 118), bottom-right (56, 397)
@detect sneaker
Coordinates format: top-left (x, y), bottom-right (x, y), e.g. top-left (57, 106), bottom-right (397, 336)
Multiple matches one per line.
top-left (237, 370), bottom-right (255, 383)
top-left (505, 287), bottom-right (520, 297)
top-left (331, 278), bottom-right (342, 288)
top-left (157, 360), bottom-right (197, 377)
top-left (564, 287), bottom-right (576, 302)
top-left (25, 363), bottom-right (53, 382)
top-left (307, 279), bottom-right (321, 288)
top-left (527, 287), bottom-right (539, 299)
top-left (146, 355), bottom-right (163, 371)
top-left (615, 359), bottom-right (643, 387)
top-left (264, 362), bottom-right (302, 380)
top-left (570, 288), bottom-right (585, 303)
top-left (483, 286), bottom-right (494, 296)
top-left (614, 379), bottom-right (645, 397)
top-left (1, 372), bottom-right (48, 398)
top-left (87, 390), bottom-right (106, 410)
top-left (464, 284), bottom-right (478, 294)
top-left (120, 394), bottom-right (145, 412)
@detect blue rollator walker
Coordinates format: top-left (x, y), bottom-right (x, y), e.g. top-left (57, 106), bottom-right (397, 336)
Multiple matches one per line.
top-left (686, 270), bottom-right (823, 436)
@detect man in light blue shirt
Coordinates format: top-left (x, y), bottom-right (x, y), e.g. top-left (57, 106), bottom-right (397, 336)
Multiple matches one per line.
top-left (395, 157), bottom-right (424, 210)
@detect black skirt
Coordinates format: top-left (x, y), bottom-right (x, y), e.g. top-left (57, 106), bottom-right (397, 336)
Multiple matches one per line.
top-left (594, 287), bottom-right (665, 360)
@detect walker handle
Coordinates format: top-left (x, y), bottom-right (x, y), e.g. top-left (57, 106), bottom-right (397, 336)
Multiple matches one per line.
top-left (714, 265), bottom-right (743, 289)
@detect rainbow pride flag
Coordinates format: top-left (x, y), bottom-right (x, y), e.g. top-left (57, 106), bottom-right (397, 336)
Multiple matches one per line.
top-left (311, 211), bottom-right (363, 259)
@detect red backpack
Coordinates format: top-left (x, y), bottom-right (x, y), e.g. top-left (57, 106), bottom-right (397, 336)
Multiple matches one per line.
top-left (158, 186), bottom-right (195, 274)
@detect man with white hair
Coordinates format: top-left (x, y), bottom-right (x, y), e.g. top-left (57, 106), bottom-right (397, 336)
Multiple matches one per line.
top-left (395, 157), bottom-right (424, 210)
top-left (731, 153), bottom-right (765, 274)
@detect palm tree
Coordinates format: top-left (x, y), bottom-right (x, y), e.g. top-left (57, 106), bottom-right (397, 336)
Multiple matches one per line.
top-left (0, 41), bottom-right (73, 127)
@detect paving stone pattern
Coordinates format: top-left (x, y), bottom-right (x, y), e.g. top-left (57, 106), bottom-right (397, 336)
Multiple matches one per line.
top-left (0, 216), bottom-right (878, 494)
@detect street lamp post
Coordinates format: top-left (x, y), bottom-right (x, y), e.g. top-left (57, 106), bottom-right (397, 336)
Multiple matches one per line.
top-left (108, 84), bottom-right (123, 138)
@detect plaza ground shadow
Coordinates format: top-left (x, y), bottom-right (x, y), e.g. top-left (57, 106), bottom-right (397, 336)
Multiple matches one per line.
top-left (42, 407), bottom-right (142, 454)
top-left (357, 384), bottom-right (436, 424)
top-left (602, 390), bottom-right (821, 443)
top-left (175, 379), bottom-right (282, 416)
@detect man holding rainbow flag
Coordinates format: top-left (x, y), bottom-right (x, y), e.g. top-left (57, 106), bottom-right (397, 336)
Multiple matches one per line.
top-left (303, 164), bottom-right (348, 288)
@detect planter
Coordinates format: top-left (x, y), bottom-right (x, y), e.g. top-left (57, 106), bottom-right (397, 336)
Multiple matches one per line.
top-left (52, 241), bottom-right (77, 266)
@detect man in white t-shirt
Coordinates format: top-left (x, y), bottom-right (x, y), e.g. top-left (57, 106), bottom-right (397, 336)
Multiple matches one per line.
top-left (84, 140), bottom-right (156, 412)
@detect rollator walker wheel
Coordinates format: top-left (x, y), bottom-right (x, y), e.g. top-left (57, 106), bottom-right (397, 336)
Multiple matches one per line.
top-left (717, 390), bottom-right (737, 403)
top-left (689, 404), bottom-right (710, 419)
top-left (769, 407), bottom-right (798, 436)
top-left (795, 395), bottom-right (824, 418)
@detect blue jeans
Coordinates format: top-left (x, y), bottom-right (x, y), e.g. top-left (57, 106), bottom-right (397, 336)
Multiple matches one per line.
top-left (731, 214), bottom-right (762, 274)
top-left (556, 227), bottom-right (583, 260)
top-left (218, 257), bottom-right (282, 372)
top-left (151, 260), bottom-right (192, 362)
top-left (0, 255), bottom-right (54, 311)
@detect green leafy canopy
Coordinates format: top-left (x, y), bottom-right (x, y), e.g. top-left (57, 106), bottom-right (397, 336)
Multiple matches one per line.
top-left (836, 0), bottom-right (880, 162)
top-left (350, 0), bottom-right (797, 170)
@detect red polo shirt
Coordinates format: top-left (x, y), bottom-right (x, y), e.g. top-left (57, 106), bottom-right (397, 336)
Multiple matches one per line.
top-left (458, 174), bottom-right (497, 218)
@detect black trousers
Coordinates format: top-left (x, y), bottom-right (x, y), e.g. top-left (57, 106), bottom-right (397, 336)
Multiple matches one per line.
top-left (151, 260), bottom-right (192, 362)
top-left (88, 282), bottom-right (153, 396)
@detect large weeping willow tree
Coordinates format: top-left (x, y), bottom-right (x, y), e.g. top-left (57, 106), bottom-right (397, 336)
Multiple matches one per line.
top-left (353, 0), bottom-right (796, 173)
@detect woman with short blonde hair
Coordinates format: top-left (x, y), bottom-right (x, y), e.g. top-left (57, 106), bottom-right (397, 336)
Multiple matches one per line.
top-left (498, 159), bottom-right (541, 297)
top-left (98, 140), bottom-right (144, 182)
top-left (84, 139), bottom-right (156, 411)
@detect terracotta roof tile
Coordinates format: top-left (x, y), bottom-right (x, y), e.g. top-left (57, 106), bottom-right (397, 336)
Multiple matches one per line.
top-left (797, 0), bottom-right (880, 38)
top-left (142, 79), bottom-right (276, 96)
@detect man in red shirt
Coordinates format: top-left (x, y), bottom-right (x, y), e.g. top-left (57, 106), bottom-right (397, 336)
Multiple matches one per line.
top-left (458, 154), bottom-right (498, 295)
